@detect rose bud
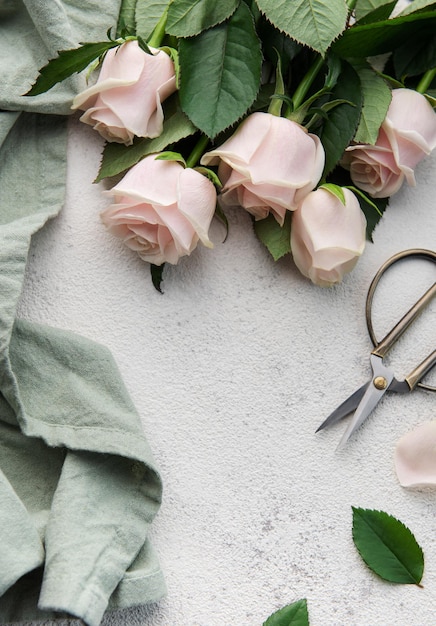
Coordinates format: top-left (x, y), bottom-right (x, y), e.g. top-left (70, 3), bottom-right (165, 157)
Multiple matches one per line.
top-left (101, 155), bottom-right (217, 266)
top-left (343, 88), bottom-right (436, 198)
top-left (201, 112), bottom-right (325, 226)
top-left (72, 40), bottom-right (177, 145)
top-left (290, 187), bottom-right (367, 286)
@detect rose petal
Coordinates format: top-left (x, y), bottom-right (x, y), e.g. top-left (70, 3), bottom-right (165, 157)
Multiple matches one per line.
top-left (97, 52), bottom-right (176, 139)
top-left (395, 421), bottom-right (436, 487)
top-left (385, 88), bottom-right (436, 152)
top-left (105, 156), bottom-right (181, 206)
top-left (203, 112), bottom-right (324, 189)
top-left (177, 168), bottom-right (216, 247)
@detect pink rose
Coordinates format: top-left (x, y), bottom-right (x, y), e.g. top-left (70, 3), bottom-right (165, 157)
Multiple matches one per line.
top-left (72, 41), bottom-right (177, 145)
top-left (395, 421), bottom-right (436, 488)
top-left (201, 112), bottom-right (325, 226)
top-left (291, 188), bottom-right (366, 286)
top-left (101, 155), bottom-right (217, 265)
top-left (343, 88), bottom-right (436, 198)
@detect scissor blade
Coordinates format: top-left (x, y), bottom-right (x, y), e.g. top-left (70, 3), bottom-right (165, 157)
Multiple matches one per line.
top-left (316, 382), bottom-right (369, 432)
top-left (336, 355), bottom-right (394, 450)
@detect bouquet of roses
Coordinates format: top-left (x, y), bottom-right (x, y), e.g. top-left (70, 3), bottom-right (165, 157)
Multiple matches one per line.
top-left (27, 0), bottom-right (436, 290)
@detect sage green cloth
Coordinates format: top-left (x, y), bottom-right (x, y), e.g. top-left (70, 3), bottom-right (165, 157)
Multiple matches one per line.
top-left (0, 2), bottom-right (165, 624)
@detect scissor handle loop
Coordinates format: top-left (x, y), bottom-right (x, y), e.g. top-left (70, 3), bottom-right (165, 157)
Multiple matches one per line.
top-left (365, 248), bottom-right (436, 392)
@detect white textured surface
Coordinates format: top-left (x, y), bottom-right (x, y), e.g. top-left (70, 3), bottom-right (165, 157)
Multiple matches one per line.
top-left (19, 116), bottom-right (435, 626)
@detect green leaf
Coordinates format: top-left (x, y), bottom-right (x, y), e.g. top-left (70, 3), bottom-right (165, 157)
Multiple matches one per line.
top-left (214, 204), bottom-right (229, 240)
top-left (255, 0), bottom-right (348, 55)
top-left (179, 2), bottom-right (262, 138)
top-left (354, 0), bottom-right (397, 23)
top-left (116, 0), bottom-right (137, 36)
top-left (160, 46), bottom-right (180, 87)
top-left (95, 95), bottom-right (197, 181)
top-left (263, 599), bottom-right (309, 626)
top-left (254, 212), bottom-right (292, 261)
top-left (135, 0), bottom-right (169, 40)
top-left (319, 183), bottom-right (346, 204)
top-left (353, 68), bottom-right (391, 144)
top-left (194, 166), bottom-right (222, 188)
top-left (332, 11), bottom-right (436, 58)
top-left (346, 185), bottom-right (381, 216)
top-left (352, 507), bottom-right (425, 585)
top-left (399, 0), bottom-right (436, 16)
top-left (356, 192), bottom-right (388, 241)
top-left (320, 61), bottom-right (363, 177)
top-left (155, 151), bottom-right (187, 165)
top-left (150, 263), bottom-right (165, 293)
top-left (166, 0), bottom-right (239, 37)
top-left (25, 41), bottom-right (119, 96)
top-left (393, 34), bottom-right (436, 79)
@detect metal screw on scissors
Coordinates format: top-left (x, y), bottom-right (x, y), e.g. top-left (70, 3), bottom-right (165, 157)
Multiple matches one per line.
top-left (316, 248), bottom-right (436, 449)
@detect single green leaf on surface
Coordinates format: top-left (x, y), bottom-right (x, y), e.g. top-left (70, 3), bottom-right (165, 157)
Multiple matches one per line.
top-left (319, 183), bottom-right (346, 204)
top-left (135, 0), bottom-right (169, 41)
top-left (263, 598), bottom-right (309, 626)
top-left (95, 95), bottom-right (197, 181)
top-left (150, 263), bottom-right (165, 293)
top-left (354, 1), bottom-right (397, 24)
top-left (319, 61), bottom-right (363, 178)
top-left (352, 507), bottom-right (425, 585)
top-left (179, 2), bottom-right (262, 138)
top-left (166, 0), bottom-right (239, 37)
top-left (332, 11), bottom-right (436, 58)
top-left (116, 0), bottom-right (137, 36)
top-left (255, 0), bottom-right (348, 56)
top-left (353, 67), bottom-right (391, 144)
top-left (25, 41), bottom-right (119, 96)
top-left (254, 212), bottom-right (292, 261)
top-left (155, 151), bottom-right (187, 165)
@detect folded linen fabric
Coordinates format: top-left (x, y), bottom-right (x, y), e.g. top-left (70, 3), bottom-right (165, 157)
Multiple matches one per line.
top-left (0, 2), bottom-right (165, 624)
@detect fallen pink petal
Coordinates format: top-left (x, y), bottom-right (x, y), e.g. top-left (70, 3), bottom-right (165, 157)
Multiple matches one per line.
top-left (395, 421), bottom-right (436, 487)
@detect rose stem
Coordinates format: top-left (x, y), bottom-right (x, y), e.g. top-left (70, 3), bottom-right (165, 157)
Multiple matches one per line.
top-left (416, 68), bottom-right (436, 95)
top-left (148, 8), bottom-right (169, 48)
top-left (186, 135), bottom-right (210, 169)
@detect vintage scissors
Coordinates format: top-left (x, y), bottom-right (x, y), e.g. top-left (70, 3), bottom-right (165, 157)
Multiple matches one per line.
top-left (317, 248), bottom-right (436, 449)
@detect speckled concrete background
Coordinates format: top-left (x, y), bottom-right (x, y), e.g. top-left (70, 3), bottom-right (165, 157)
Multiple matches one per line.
top-left (17, 115), bottom-right (435, 626)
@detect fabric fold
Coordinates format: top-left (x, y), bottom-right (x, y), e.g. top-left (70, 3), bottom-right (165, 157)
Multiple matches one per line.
top-left (0, 2), bottom-right (166, 624)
